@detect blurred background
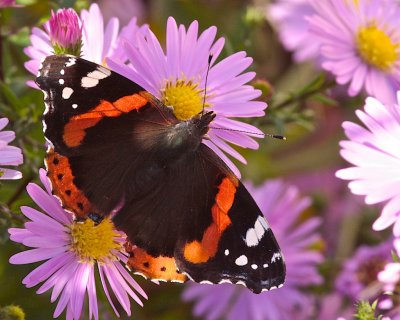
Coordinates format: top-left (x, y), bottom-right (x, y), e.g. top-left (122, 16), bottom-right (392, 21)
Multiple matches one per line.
top-left (0, 0), bottom-right (389, 319)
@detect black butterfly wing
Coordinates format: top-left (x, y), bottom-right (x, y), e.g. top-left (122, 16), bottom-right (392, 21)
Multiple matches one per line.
top-left (36, 55), bottom-right (152, 156)
top-left (121, 143), bottom-right (286, 293)
top-left (173, 145), bottom-right (285, 293)
top-left (36, 55), bottom-right (177, 216)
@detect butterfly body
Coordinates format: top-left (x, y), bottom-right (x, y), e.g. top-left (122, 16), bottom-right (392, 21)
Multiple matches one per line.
top-left (36, 55), bottom-right (285, 293)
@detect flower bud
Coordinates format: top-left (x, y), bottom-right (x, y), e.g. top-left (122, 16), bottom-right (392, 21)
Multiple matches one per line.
top-left (49, 8), bottom-right (82, 56)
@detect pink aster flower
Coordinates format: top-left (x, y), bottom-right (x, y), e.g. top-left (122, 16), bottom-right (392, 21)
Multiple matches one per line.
top-left (9, 169), bottom-right (147, 320)
top-left (98, 0), bottom-right (145, 26)
top-left (182, 180), bottom-right (323, 320)
top-left (308, 0), bottom-right (400, 105)
top-left (267, 0), bottom-right (319, 62)
top-left (336, 95), bottom-right (400, 236)
top-left (108, 17), bottom-right (267, 177)
top-left (377, 239), bottom-right (400, 317)
top-left (289, 168), bottom-right (364, 254)
top-left (316, 294), bottom-right (353, 320)
top-left (48, 8), bottom-right (82, 56)
top-left (0, 0), bottom-right (21, 8)
top-left (336, 241), bottom-right (392, 301)
top-left (24, 3), bottom-right (147, 87)
top-left (0, 118), bottom-right (23, 180)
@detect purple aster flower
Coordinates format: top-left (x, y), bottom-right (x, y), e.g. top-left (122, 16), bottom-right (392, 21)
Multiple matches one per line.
top-left (98, 0), bottom-right (145, 26)
top-left (316, 294), bottom-right (353, 320)
top-left (267, 0), bottom-right (319, 63)
top-left (182, 179), bottom-right (323, 320)
top-left (377, 239), bottom-right (400, 317)
top-left (24, 3), bottom-right (147, 87)
top-left (108, 17), bottom-right (267, 177)
top-left (336, 241), bottom-right (392, 301)
top-left (0, 118), bottom-right (23, 180)
top-left (289, 168), bottom-right (364, 254)
top-left (336, 95), bottom-right (400, 236)
top-left (48, 8), bottom-right (82, 56)
top-left (308, 0), bottom-right (400, 105)
top-left (0, 0), bottom-right (21, 8)
top-left (9, 169), bottom-right (147, 319)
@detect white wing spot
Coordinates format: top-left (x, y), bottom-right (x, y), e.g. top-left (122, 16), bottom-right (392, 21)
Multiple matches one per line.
top-left (81, 67), bottom-right (111, 88)
top-left (43, 101), bottom-right (50, 115)
top-left (59, 79), bottom-right (64, 85)
top-left (245, 216), bottom-right (269, 247)
top-left (271, 252), bottom-right (282, 263)
top-left (65, 58), bottom-right (76, 67)
top-left (72, 104), bottom-right (78, 109)
top-left (259, 216), bottom-right (270, 230)
top-left (41, 90), bottom-right (48, 100)
top-left (255, 218), bottom-right (266, 238)
top-left (235, 255), bottom-right (248, 266)
top-left (60, 69), bottom-right (65, 75)
top-left (263, 263), bottom-right (268, 268)
top-left (251, 264), bottom-right (258, 270)
top-left (95, 66), bottom-right (111, 77)
top-left (218, 279), bottom-right (232, 284)
top-left (236, 280), bottom-right (247, 287)
top-left (62, 87), bottom-right (73, 99)
top-left (245, 228), bottom-right (259, 247)
top-left (87, 69), bottom-right (110, 80)
top-left (42, 119), bottom-right (47, 132)
top-left (81, 77), bottom-right (99, 88)
top-left (224, 249), bottom-right (229, 256)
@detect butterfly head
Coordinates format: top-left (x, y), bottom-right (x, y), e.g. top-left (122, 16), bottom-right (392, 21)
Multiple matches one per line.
top-left (192, 110), bottom-right (216, 136)
top-left (165, 110), bottom-right (215, 154)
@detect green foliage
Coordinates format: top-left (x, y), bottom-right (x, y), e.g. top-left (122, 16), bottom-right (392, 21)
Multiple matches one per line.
top-left (0, 305), bottom-right (25, 320)
top-left (354, 300), bottom-right (383, 320)
top-left (0, 1), bottom-right (381, 319)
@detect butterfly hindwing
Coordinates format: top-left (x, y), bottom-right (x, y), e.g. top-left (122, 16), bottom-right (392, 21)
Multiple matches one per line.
top-left (175, 174), bottom-right (285, 293)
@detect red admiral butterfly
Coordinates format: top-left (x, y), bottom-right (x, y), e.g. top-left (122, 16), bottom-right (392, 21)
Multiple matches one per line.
top-left (36, 54), bottom-right (285, 293)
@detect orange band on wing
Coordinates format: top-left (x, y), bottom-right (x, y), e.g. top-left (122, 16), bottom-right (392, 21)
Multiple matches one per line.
top-left (125, 244), bottom-right (187, 282)
top-left (46, 148), bottom-right (93, 218)
top-left (183, 177), bottom-right (238, 264)
top-left (63, 93), bottom-right (148, 147)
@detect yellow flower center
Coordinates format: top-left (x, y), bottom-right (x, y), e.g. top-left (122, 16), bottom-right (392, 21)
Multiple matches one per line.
top-left (70, 218), bottom-right (122, 262)
top-left (162, 80), bottom-right (206, 121)
top-left (356, 25), bottom-right (398, 70)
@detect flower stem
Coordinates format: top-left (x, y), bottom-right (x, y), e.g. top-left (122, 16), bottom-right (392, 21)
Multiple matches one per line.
top-left (6, 171), bottom-right (35, 207)
top-left (272, 78), bottom-right (337, 110)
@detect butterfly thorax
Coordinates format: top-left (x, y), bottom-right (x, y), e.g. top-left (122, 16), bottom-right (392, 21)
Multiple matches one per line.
top-left (165, 111), bottom-right (215, 150)
top-left (135, 110), bottom-right (215, 164)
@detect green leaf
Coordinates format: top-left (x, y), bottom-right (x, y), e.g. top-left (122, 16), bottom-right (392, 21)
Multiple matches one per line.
top-left (0, 82), bottom-right (24, 111)
top-left (0, 305), bottom-right (25, 320)
top-left (391, 249), bottom-right (400, 263)
top-left (312, 94), bottom-right (338, 106)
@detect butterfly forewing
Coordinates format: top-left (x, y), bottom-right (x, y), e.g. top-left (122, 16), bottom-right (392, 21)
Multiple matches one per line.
top-left (36, 55), bottom-right (150, 155)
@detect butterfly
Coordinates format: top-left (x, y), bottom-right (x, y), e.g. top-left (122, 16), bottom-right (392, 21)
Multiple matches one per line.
top-left (36, 54), bottom-right (285, 293)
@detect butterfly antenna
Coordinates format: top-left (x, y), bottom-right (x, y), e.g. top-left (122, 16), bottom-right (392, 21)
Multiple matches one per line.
top-left (201, 54), bottom-right (213, 117)
top-left (209, 126), bottom-right (287, 140)
top-left (202, 54), bottom-right (285, 141)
